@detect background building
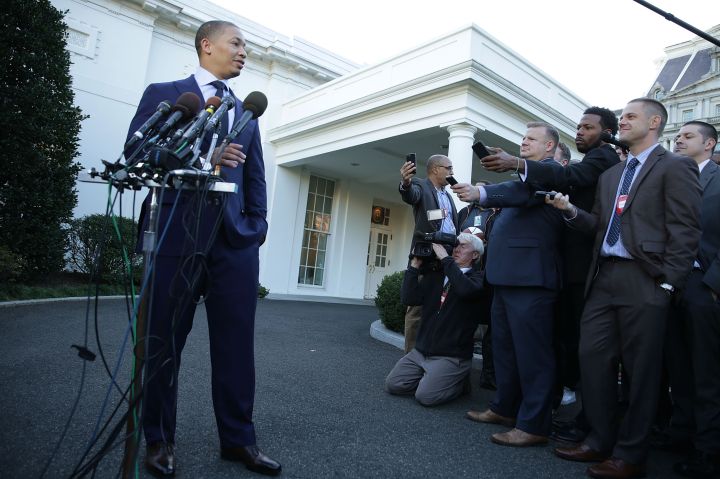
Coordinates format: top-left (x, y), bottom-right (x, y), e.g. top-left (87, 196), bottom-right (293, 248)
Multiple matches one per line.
top-left (646, 24), bottom-right (720, 149)
top-left (56, 0), bottom-right (586, 300)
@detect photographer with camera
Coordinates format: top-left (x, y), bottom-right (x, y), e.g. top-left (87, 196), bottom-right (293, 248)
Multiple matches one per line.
top-left (399, 154), bottom-right (459, 352)
top-left (384, 231), bottom-right (485, 406)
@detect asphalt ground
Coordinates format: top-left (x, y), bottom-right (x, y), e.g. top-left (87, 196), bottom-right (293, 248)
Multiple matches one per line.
top-left (0, 298), bottom-right (680, 478)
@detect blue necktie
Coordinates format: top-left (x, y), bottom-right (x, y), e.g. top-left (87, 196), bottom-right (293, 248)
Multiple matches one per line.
top-left (209, 80), bottom-right (229, 143)
top-left (606, 157), bottom-right (639, 246)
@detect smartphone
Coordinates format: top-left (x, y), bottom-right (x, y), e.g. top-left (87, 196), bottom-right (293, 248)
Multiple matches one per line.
top-left (534, 190), bottom-right (557, 199)
top-left (445, 175), bottom-right (458, 186)
top-left (472, 141), bottom-right (491, 160)
top-left (406, 153), bottom-right (416, 167)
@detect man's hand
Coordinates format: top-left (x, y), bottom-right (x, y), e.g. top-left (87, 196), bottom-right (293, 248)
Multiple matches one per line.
top-left (410, 256), bottom-right (423, 268)
top-left (481, 147), bottom-right (523, 173)
top-left (432, 243), bottom-right (449, 260)
top-left (212, 143), bottom-right (246, 169)
top-left (451, 182), bottom-right (480, 203)
top-left (400, 161), bottom-right (416, 187)
top-left (545, 192), bottom-right (577, 218)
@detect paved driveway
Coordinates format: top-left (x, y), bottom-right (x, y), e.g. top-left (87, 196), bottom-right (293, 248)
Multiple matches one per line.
top-left (0, 298), bottom-right (678, 478)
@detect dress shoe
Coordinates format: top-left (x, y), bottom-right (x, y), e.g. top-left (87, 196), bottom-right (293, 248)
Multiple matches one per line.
top-left (673, 450), bottom-right (720, 478)
top-left (551, 420), bottom-right (589, 443)
top-left (221, 445), bottom-right (282, 476)
top-left (554, 443), bottom-right (609, 463)
top-left (145, 442), bottom-right (175, 477)
top-left (587, 457), bottom-right (646, 479)
top-left (650, 429), bottom-right (693, 453)
top-left (465, 409), bottom-right (515, 427)
top-left (491, 428), bottom-right (548, 447)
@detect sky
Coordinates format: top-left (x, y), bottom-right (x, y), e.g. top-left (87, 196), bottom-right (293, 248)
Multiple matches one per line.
top-left (210, 0), bottom-right (717, 110)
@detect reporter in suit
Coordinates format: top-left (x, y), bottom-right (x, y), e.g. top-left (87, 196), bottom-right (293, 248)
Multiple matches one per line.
top-left (664, 121), bottom-right (720, 478)
top-left (550, 99), bottom-right (701, 479)
top-left (399, 155), bottom-right (459, 351)
top-left (125, 21), bottom-right (279, 477)
top-left (454, 122), bottom-right (565, 447)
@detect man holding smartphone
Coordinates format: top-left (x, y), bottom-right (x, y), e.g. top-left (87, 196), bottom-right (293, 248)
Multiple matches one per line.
top-left (399, 154), bottom-right (459, 352)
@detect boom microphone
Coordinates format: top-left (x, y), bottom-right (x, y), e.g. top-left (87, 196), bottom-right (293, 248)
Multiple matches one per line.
top-left (124, 100), bottom-right (171, 151)
top-left (153, 92), bottom-right (202, 141)
top-left (600, 132), bottom-right (629, 150)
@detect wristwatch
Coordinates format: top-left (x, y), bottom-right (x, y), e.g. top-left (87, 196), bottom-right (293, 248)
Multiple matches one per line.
top-left (659, 282), bottom-right (675, 295)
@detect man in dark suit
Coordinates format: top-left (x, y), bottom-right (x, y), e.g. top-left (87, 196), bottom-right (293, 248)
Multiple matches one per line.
top-left (125, 21), bottom-right (280, 477)
top-left (399, 155), bottom-right (458, 352)
top-left (385, 233), bottom-right (485, 406)
top-left (481, 107), bottom-right (621, 414)
top-left (453, 122), bottom-right (566, 447)
top-left (661, 121), bottom-right (720, 478)
top-left (550, 99), bottom-right (702, 479)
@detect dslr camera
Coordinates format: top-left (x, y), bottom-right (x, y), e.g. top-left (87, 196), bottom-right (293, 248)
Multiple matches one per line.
top-left (412, 231), bottom-right (458, 258)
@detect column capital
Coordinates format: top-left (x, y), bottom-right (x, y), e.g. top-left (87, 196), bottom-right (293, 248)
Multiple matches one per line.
top-left (446, 123), bottom-right (477, 139)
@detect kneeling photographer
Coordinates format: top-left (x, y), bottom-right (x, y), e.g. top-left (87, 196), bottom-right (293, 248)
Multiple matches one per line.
top-left (384, 231), bottom-right (485, 406)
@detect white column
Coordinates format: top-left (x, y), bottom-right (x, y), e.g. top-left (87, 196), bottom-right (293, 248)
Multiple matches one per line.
top-left (446, 124), bottom-right (477, 211)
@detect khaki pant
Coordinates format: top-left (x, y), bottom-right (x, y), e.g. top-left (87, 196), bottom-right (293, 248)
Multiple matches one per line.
top-left (403, 305), bottom-right (422, 353)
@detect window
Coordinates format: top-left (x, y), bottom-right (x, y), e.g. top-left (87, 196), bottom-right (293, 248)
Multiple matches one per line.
top-left (681, 109), bottom-right (694, 122)
top-left (715, 104), bottom-right (720, 118)
top-left (298, 176), bottom-right (335, 286)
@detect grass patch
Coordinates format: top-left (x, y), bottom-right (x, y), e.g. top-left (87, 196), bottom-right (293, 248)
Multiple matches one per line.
top-left (0, 272), bottom-right (138, 302)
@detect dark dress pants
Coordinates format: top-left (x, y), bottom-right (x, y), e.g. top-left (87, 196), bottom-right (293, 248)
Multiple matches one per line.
top-left (143, 230), bottom-right (259, 448)
top-left (580, 259), bottom-right (670, 464)
top-left (490, 286), bottom-right (556, 436)
top-left (665, 269), bottom-right (720, 454)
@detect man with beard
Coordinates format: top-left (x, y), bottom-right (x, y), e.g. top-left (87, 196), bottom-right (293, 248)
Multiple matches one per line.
top-left (479, 107), bottom-right (621, 436)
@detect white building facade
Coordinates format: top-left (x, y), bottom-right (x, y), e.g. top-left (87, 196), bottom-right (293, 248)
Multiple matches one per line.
top-left (56, 0), bottom-right (587, 300)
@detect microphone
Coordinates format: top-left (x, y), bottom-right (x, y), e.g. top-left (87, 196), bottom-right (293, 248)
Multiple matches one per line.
top-left (153, 92), bottom-right (202, 141)
top-left (203, 95), bottom-right (235, 135)
top-left (124, 100), bottom-right (171, 151)
top-left (214, 91), bottom-right (268, 175)
top-left (172, 96), bottom-right (222, 147)
top-left (600, 132), bottom-right (629, 150)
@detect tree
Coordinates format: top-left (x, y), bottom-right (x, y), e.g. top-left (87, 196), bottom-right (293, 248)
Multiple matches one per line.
top-left (0, 0), bottom-right (84, 280)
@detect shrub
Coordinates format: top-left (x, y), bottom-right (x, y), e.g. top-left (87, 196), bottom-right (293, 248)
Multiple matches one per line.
top-left (258, 283), bottom-right (269, 298)
top-left (0, 0), bottom-right (85, 280)
top-left (67, 214), bottom-right (141, 284)
top-left (374, 271), bottom-right (406, 334)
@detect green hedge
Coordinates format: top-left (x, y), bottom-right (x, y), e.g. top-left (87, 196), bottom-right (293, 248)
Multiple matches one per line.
top-left (374, 271), bottom-right (405, 334)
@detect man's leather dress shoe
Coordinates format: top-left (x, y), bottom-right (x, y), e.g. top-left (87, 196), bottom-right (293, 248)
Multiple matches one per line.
top-left (145, 442), bottom-right (175, 477)
top-left (554, 443), bottom-right (609, 463)
top-left (587, 457), bottom-right (646, 479)
top-left (465, 409), bottom-right (516, 427)
top-left (491, 428), bottom-right (548, 447)
top-left (221, 445), bottom-right (282, 476)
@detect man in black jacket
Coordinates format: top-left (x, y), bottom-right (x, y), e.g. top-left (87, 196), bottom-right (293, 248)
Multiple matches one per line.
top-left (385, 232), bottom-right (484, 406)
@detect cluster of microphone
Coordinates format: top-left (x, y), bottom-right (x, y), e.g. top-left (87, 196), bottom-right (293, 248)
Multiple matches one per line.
top-left (117, 90), bottom-right (268, 183)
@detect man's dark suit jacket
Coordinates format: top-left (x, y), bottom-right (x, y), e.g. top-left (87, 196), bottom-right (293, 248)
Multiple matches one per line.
top-left (482, 158), bottom-right (566, 290)
top-left (524, 144), bottom-right (620, 283)
top-left (127, 75), bottom-right (267, 255)
top-left (698, 160), bottom-right (720, 293)
top-left (570, 145), bottom-right (702, 294)
top-left (401, 258), bottom-right (484, 359)
top-left (399, 177), bottom-right (458, 254)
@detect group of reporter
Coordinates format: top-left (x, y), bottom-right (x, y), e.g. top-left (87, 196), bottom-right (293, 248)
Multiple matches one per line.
top-left (388, 98), bottom-right (719, 479)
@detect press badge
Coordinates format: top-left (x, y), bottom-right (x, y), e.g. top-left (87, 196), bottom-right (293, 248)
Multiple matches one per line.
top-left (473, 215), bottom-right (483, 227)
top-left (615, 194), bottom-right (628, 215)
top-left (427, 209), bottom-right (447, 221)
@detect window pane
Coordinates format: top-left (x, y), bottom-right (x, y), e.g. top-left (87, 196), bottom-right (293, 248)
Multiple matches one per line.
top-left (314, 268), bottom-right (323, 285)
top-left (319, 234), bottom-right (327, 250)
top-left (298, 266), bottom-right (306, 283)
top-left (316, 251), bottom-right (325, 269)
top-left (300, 247), bottom-right (308, 266)
top-left (309, 176), bottom-right (317, 193)
top-left (324, 197), bottom-right (332, 214)
top-left (380, 257), bottom-right (386, 267)
top-left (326, 181), bottom-right (334, 196)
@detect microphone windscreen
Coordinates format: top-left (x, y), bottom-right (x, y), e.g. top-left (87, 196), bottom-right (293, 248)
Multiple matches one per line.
top-left (174, 92), bottom-right (202, 119)
top-left (243, 91), bottom-right (268, 119)
top-left (205, 96), bottom-right (222, 110)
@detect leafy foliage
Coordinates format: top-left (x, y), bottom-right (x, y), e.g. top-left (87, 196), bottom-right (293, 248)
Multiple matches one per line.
top-left (67, 214), bottom-right (141, 284)
top-left (0, 0), bottom-right (84, 280)
top-left (374, 271), bottom-right (406, 333)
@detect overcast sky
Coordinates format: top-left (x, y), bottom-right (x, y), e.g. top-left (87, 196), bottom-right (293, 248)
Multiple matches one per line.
top-left (210, 0), bottom-right (717, 110)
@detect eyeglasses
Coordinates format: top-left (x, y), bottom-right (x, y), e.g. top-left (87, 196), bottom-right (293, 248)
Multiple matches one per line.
top-left (438, 165), bottom-right (453, 170)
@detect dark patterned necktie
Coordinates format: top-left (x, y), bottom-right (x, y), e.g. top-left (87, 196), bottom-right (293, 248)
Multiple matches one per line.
top-left (209, 80), bottom-right (229, 143)
top-left (606, 157), bottom-right (639, 246)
